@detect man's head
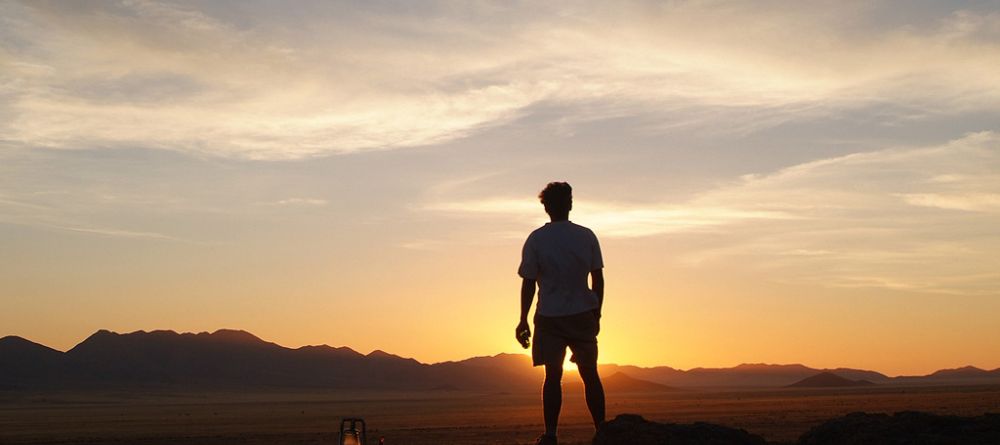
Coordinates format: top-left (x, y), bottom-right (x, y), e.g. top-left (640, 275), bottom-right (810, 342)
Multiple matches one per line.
top-left (539, 182), bottom-right (572, 220)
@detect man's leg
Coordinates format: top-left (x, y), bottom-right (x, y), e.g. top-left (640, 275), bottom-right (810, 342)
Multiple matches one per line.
top-left (578, 364), bottom-right (605, 429)
top-left (542, 363), bottom-right (563, 436)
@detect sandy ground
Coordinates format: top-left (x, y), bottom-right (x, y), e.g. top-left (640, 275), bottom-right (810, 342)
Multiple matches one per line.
top-left (2, 385), bottom-right (999, 444)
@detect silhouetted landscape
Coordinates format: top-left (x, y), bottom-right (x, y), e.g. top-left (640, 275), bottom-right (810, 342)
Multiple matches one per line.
top-left (3, 329), bottom-right (1000, 444)
top-left (4, 329), bottom-right (999, 391)
top-left (785, 372), bottom-right (875, 388)
top-left (6, 1), bottom-right (1000, 443)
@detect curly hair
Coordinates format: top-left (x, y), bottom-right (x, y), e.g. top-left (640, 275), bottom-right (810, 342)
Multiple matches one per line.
top-left (539, 182), bottom-right (572, 216)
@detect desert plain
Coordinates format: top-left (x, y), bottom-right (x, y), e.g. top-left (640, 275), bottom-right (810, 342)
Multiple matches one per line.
top-left (3, 384), bottom-right (999, 445)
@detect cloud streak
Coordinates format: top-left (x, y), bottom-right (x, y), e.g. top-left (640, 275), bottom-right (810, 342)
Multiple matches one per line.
top-left (2, 1), bottom-right (999, 159)
top-left (426, 132), bottom-right (1000, 295)
top-left (425, 198), bottom-right (796, 239)
top-left (0, 195), bottom-right (185, 242)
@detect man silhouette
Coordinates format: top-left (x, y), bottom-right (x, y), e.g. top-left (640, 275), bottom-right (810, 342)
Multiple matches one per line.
top-left (516, 182), bottom-right (605, 445)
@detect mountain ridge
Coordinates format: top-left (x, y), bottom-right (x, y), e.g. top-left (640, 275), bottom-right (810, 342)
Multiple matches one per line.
top-left (3, 329), bottom-right (998, 391)
top-left (787, 371), bottom-right (876, 388)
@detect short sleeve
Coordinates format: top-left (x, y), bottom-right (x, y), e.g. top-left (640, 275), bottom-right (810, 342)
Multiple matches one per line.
top-left (517, 235), bottom-right (538, 279)
top-left (591, 231), bottom-right (604, 270)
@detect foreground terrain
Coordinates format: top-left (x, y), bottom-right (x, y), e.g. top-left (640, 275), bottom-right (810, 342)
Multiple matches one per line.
top-left (2, 384), bottom-right (999, 444)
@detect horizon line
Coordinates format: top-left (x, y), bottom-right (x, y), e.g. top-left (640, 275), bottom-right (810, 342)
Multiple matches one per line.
top-left (4, 328), bottom-right (998, 379)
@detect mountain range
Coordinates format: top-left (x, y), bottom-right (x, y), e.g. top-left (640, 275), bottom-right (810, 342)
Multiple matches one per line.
top-left (786, 371), bottom-right (876, 388)
top-left (2, 329), bottom-right (999, 391)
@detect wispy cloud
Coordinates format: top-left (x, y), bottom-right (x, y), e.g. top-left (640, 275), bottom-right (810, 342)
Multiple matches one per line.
top-left (897, 193), bottom-right (1000, 212)
top-left (675, 132), bottom-right (1000, 295)
top-left (0, 197), bottom-right (185, 242)
top-left (0, 187), bottom-right (192, 242)
top-left (2, 2), bottom-right (999, 159)
top-left (262, 198), bottom-right (329, 207)
top-left (425, 132), bottom-right (1000, 295)
top-left (44, 223), bottom-right (183, 241)
top-left (425, 198), bottom-right (795, 238)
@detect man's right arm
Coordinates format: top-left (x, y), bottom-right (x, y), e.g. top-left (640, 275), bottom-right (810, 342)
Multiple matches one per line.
top-left (516, 278), bottom-right (535, 348)
top-left (516, 234), bottom-right (537, 347)
top-left (520, 278), bottom-right (536, 323)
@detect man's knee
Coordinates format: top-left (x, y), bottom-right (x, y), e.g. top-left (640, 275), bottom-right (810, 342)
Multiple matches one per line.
top-left (544, 364), bottom-right (564, 383)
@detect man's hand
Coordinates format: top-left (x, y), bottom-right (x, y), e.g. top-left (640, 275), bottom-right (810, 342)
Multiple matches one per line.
top-left (515, 320), bottom-right (531, 349)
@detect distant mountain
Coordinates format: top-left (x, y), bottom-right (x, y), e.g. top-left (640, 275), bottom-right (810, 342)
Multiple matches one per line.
top-left (893, 366), bottom-right (1000, 385)
top-left (0, 336), bottom-right (62, 364)
top-left (565, 372), bottom-right (677, 393)
top-left (929, 366), bottom-right (995, 379)
top-left (0, 330), bottom-right (458, 389)
top-left (787, 372), bottom-right (876, 388)
top-left (598, 363), bottom-right (890, 388)
top-left (0, 336), bottom-right (65, 388)
top-left (823, 367), bottom-right (890, 383)
top-left (1, 329), bottom-right (997, 391)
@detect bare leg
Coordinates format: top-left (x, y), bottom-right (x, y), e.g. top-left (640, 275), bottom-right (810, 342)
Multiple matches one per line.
top-left (578, 364), bottom-right (605, 429)
top-left (542, 363), bottom-right (563, 436)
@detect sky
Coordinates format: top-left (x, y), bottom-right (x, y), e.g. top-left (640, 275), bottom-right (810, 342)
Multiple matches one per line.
top-left (2, 0), bottom-right (999, 376)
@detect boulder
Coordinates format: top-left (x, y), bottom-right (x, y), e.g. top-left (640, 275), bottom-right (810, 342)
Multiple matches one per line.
top-left (799, 411), bottom-right (1000, 445)
top-left (593, 414), bottom-right (767, 445)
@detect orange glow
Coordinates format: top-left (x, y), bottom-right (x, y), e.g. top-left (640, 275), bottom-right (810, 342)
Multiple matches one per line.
top-left (2, 2), bottom-right (999, 381)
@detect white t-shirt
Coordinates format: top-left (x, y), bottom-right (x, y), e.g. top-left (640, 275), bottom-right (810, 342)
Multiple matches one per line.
top-left (518, 221), bottom-right (604, 317)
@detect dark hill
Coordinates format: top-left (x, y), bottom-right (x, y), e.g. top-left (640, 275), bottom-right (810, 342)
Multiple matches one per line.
top-left (431, 353), bottom-right (541, 390)
top-left (634, 363), bottom-right (819, 387)
top-left (930, 365), bottom-right (991, 379)
top-left (599, 363), bottom-right (893, 388)
top-left (823, 367), bottom-right (889, 383)
top-left (294, 344), bottom-right (364, 359)
top-left (787, 372), bottom-right (875, 388)
top-left (566, 372), bottom-right (677, 393)
top-left (96, 329), bottom-right (444, 389)
top-left (0, 335), bottom-right (62, 360)
top-left (3, 329), bottom-right (542, 391)
top-left (0, 336), bottom-right (65, 388)
top-left (2, 329), bottom-right (997, 391)
top-left (894, 365), bottom-right (1000, 385)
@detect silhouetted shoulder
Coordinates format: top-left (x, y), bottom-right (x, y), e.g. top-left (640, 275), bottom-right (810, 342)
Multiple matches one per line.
top-left (524, 225), bottom-right (547, 243)
top-left (570, 222), bottom-right (599, 238)
top-left (528, 225), bottom-right (549, 236)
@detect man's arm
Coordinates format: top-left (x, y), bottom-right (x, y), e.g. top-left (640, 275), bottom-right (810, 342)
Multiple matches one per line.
top-left (519, 278), bottom-right (536, 323)
top-left (591, 268), bottom-right (604, 317)
top-left (516, 278), bottom-right (536, 348)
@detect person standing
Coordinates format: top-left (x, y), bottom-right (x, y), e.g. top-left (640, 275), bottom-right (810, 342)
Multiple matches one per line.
top-left (516, 181), bottom-right (605, 445)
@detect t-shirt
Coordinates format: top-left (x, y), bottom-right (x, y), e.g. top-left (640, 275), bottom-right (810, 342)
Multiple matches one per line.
top-left (518, 221), bottom-right (604, 317)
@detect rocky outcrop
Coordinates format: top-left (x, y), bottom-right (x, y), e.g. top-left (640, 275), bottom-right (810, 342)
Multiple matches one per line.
top-left (799, 411), bottom-right (1000, 445)
top-left (593, 414), bottom-right (767, 445)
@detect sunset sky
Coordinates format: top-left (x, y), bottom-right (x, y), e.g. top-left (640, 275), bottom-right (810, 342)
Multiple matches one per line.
top-left (2, 1), bottom-right (999, 376)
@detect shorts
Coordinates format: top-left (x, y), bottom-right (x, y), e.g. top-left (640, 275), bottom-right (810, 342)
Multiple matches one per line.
top-left (532, 310), bottom-right (600, 367)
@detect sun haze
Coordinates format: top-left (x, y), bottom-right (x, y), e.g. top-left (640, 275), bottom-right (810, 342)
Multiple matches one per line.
top-left (1, 1), bottom-right (999, 376)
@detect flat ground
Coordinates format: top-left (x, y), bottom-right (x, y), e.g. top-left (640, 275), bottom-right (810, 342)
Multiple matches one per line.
top-left (2, 385), bottom-right (999, 444)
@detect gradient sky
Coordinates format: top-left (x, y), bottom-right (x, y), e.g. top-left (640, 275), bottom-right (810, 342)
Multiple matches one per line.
top-left (2, 1), bottom-right (999, 376)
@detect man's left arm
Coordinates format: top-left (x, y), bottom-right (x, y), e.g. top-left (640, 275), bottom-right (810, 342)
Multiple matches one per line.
top-left (591, 268), bottom-right (604, 318)
top-left (591, 230), bottom-right (605, 318)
